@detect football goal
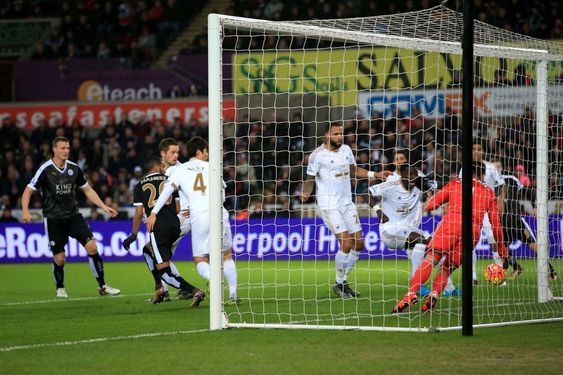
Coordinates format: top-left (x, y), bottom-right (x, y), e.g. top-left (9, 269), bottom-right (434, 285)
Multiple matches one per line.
top-left (208, 4), bottom-right (563, 331)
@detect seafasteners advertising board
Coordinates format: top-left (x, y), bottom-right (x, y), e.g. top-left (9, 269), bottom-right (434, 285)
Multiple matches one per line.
top-left (1, 216), bottom-right (561, 263)
top-left (0, 99), bottom-right (236, 129)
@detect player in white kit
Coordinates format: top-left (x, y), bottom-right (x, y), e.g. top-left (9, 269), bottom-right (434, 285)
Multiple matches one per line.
top-left (161, 139), bottom-right (192, 253)
top-left (459, 142), bottom-right (506, 284)
top-left (369, 164), bottom-right (460, 296)
top-left (147, 137), bottom-right (239, 304)
top-left (301, 122), bottom-right (390, 298)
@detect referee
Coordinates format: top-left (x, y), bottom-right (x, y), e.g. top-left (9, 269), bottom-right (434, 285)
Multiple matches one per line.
top-left (21, 136), bottom-right (121, 298)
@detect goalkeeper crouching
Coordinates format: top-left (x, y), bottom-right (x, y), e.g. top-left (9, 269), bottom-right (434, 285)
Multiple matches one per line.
top-left (392, 162), bottom-right (508, 314)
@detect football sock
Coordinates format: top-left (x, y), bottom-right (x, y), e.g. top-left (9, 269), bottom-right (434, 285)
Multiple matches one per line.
top-left (196, 262), bottom-right (211, 281)
top-left (88, 253), bottom-right (105, 288)
top-left (169, 261), bottom-right (180, 276)
top-left (334, 250), bottom-right (348, 284)
top-left (492, 251), bottom-right (502, 265)
top-left (53, 262), bottom-right (65, 289)
top-left (444, 276), bottom-right (456, 292)
top-left (507, 254), bottom-right (518, 270)
top-left (411, 244), bottom-right (426, 273)
top-left (344, 250), bottom-right (360, 280)
top-left (143, 247), bottom-right (159, 283)
top-left (158, 266), bottom-right (196, 292)
top-left (143, 246), bottom-right (168, 291)
top-left (405, 249), bottom-right (413, 279)
top-left (432, 266), bottom-right (451, 295)
top-left (435, 255), bottom-right (456, 292)
top-left (223, 259), bottom-right (238, 298)
top-left (408, 259), bottom-right (434, 294)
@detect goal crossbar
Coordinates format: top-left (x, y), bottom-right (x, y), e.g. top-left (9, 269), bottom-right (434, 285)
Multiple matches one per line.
top-left (214, 14), bottom-right (563, 61)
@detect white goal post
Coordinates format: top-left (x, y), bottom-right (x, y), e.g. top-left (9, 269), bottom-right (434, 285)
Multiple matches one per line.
top-left (208, 6), bottom-right (563, 331)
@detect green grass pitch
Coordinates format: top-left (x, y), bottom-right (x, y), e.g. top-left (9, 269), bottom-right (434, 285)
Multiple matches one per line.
top-left (1, 260), bottom-right (562, 374)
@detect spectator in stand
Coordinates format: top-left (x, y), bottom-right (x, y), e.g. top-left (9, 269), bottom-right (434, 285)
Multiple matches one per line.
top-left (513, 64), bottom-right (533, 86)
top-left (97, 41), bottom-right (111, 59)
top-left (31, 43), bottom-right (48, 59)
top-left (134, 114), bottom-right (153, 139)
top-left (129, 166), bottom-right (144, 191)
top-left (114, 181), bottom-right (134, 207)
top-left (88, 207), bottom-right (106, 222)
top-left (138, 26), bottom-right (158, 61)
top-left (493, 69), bottom-right (511, 86)
top-left (0, 116), bottom-right (21, 154)
top-left (0, 208), bottom-right (19, 223)
top-left (167, 84), bottom-right (186, 98)
top-left (515, 164), bottom-right (532, 188)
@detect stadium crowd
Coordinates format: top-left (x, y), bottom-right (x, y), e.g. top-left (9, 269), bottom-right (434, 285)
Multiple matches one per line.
top-left (227, 0), bottom-right (562, 39)
top-left (1, 103), bottom-right (562, 220)
top-left (183, 0), bottom-right (563, 54)
top-left (2, 0), bottom-right (201, 65)
top-left (4, 1), bottom-right (560, 63)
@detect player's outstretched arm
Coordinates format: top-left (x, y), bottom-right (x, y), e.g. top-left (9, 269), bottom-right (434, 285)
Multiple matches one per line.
top-left (21, 186), bottom-right (35, 223)
top-left (350, 165), bottom-right (391, 180)
top-left (82, 185), bottom-right (118, 217)
top-left (424, 179), bottom-right (455, 212)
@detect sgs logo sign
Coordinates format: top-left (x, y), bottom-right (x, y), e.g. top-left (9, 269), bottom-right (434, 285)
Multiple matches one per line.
top-left (77, 80), bottom-right (163, 101)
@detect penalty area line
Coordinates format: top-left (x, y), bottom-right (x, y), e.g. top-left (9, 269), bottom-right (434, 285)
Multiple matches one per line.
top-left (0, 329), bottom-right (209, 353)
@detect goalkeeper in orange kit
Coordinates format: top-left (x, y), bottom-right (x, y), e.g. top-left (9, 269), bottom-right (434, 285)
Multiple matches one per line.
top-left (392, 161), bottom-right (508, 314)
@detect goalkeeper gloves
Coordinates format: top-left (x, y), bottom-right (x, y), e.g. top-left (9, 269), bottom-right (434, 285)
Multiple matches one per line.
top-left (416, 170), bottom-right (437, 192)
top-left (422, 176), bottom-right (438, 192)
top-left (123, 232), bottom-right (137, 251)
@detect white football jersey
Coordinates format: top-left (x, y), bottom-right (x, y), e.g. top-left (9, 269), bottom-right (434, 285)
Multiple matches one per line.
top-left (168, 158), bottom-right (213, 215)
top-left (307, 144), bottom-right (356, 210)
top-left (459, 160), bottom-right (504, 190)
top-left (165, 161), bottom-right (189, 209)
top-left (369, 178), bottom-right (423, 226)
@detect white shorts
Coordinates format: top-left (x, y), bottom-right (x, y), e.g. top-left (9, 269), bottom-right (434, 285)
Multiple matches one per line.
top-left (178, 213), bottom-right (191, 238)
top-left (481, 213), bottom-right (496, 244)
top-left (319, 203), bottom-right (362, 235)
top-left (171, 213), bottom-right (191, 254)
top-left (191, 208), bottom-right (232, 258)
top-left (379, 222), bottom-right (427, 250)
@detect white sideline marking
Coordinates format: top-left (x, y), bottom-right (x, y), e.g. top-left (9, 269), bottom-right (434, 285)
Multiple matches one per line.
top-left (0, 293), bottom-right (151, 306)
top-left (0, 329), bottom-right (208, 353)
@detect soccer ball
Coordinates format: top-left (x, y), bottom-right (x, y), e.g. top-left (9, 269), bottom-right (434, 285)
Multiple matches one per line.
top-left (484, 263), bottom-right (506, 285)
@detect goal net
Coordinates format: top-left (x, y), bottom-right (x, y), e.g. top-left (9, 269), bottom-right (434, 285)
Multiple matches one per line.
top-left (208, 5), bottom-right (563, 331)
